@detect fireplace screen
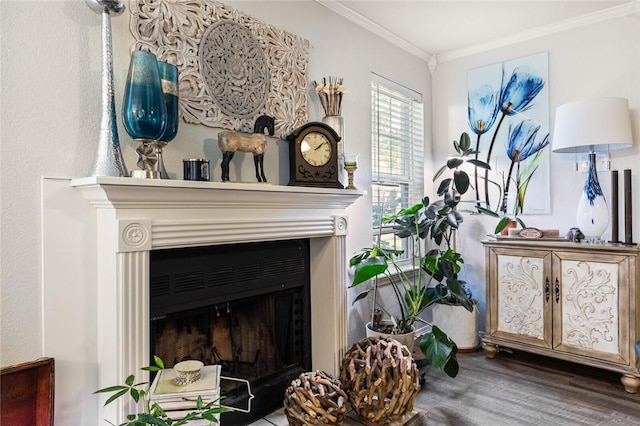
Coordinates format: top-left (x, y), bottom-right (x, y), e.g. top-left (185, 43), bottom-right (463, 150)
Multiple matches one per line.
top-left (149, 239), bottom-right (311, 424)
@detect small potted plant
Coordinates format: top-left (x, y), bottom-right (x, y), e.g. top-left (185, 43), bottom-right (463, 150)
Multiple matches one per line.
top-left (349, 132), bottom-right (489, 377)
top-left (478, 196), bottom-right (526, 235)
top-left (477, 170), bottom-right (527, 235)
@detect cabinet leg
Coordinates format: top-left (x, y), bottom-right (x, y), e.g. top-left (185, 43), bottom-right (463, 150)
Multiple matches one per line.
top-left (621, 374), bottom-right (640, 393)
top-left (484, 343), bottom-right (498, 359)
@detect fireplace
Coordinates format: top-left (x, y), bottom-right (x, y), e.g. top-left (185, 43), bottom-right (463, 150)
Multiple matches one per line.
top-left (42, 177), bottom-right (361, 424)
top-left (150, 239), bottom-right (312, 424)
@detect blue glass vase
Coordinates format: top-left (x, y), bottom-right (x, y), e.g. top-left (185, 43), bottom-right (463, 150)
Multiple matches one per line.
top-left (158, 61), bottom-right (179, 143)
top-left (155, 61), bottom-right (179, 179)
top-left (122, 50), bottom-right (166, 140)
top-left (122, 50), bottom-right (167, 178)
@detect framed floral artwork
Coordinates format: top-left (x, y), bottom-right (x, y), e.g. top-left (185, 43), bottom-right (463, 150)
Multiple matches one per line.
top-left (467, 52), bottom-right (550, 215)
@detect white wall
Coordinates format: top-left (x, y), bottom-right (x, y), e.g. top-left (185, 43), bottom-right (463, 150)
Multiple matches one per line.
top-left (0, 0), bottom-right (430, 405)
top-left (432, 15), bottom-right (640, 318)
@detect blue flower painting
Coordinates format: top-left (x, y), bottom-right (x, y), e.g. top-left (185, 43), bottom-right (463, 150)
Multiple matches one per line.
top-left (467, 52), bottom-right (550, 215)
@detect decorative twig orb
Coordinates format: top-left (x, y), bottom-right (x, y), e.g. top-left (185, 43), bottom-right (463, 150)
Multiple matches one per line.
top-left (339, 337), bottom-right (421, 424)
top-left (283, 370), bottom-right (348, 425)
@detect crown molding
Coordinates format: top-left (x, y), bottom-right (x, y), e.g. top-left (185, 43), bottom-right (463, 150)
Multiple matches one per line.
top-left (316, 1), bottom-right (639, 66)
top-left (314, 0), bottom-right (433, 62)
top-left (437, 1), bottom-right (640, 63)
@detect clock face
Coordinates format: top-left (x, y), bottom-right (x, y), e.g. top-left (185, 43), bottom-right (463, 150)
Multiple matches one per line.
top-left (300, 132), bottom-right (332, 166)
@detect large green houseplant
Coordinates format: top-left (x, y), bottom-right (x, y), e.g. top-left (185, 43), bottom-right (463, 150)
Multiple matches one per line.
top-left (349, 132), bottom-right (489, 377)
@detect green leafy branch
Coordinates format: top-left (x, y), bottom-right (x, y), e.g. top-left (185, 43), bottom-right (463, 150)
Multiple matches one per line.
top-left (94, 356), bottom-right (228, 426)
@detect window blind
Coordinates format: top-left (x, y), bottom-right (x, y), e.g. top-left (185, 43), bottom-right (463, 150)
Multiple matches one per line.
top-left (371, 74), bottom-right (425, 229)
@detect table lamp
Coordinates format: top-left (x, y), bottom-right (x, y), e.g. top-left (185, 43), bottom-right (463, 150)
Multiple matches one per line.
top-left (552, 97), bottom-right (633, 242)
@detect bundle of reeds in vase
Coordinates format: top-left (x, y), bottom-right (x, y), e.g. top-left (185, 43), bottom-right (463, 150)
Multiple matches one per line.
top-left (313, 76), bottom-right (347, 116)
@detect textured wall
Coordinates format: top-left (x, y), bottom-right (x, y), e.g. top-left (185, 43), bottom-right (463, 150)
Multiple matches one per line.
top-left (1, 1), bottom-right (103, 366)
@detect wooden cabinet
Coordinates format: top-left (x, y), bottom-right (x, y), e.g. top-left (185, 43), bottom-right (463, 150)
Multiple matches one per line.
top-left (483, 240), bottom-right (640, 393)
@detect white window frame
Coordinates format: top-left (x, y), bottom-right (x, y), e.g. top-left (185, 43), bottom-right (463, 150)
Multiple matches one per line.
top-left (371, 73), bottom-right (425, 263)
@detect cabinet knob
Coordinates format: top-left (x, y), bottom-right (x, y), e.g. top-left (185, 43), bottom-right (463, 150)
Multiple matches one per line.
top-left (555, 277), bottom-right (560, 303)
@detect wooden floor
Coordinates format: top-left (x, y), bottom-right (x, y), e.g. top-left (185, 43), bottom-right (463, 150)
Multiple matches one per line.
top-left (250, 349), bottom-right (640, 425)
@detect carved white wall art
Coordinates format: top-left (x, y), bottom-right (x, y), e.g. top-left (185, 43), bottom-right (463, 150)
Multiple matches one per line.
top-left (129, 0), bottom-right (310, 138)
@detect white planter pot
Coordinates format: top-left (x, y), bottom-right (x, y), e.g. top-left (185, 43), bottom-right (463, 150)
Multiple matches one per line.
top-left (366, 320), bottom-right (415, 350)
top-left (431, 304), bottom-right (480, 351)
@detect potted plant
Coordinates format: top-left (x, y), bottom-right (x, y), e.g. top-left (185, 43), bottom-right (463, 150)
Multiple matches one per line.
top-left (478, 192), bottom-right (526, 235)
top-left (349, 132), bottom-right (489, 377)
top-left (430, 281), bottom-right (481, 351)
top-left (94, 356), bottom-right (227, 425)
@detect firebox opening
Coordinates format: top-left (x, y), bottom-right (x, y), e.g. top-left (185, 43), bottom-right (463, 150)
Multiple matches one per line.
top-left (149, 239), bottom-right (312, 425)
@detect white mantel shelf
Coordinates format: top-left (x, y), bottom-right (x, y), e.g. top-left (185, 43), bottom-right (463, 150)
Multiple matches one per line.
top-left (71, 176), bottom-right (364, 210)
top-left (69, 177), bottom-right (364, 250)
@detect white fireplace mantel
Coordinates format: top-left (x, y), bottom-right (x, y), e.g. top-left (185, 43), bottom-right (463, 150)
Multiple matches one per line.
top-left (42, 176), bottom-right (362, 424)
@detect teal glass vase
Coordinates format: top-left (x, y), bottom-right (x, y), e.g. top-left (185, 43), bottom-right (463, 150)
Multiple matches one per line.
top-left (155, 61), bottom-right (179, 178)
top-left (158, 61), bottom-right (179, 143)
top-left (122, 50), bottom-right (167, 141)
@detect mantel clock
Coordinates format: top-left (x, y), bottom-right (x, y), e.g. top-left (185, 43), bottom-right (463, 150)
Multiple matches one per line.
top-left (286, 122), bottom-right (343, 188)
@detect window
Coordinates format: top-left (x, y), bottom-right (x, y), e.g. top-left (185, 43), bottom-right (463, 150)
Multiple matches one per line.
top-left (371, 74), bottom-right (424, 257)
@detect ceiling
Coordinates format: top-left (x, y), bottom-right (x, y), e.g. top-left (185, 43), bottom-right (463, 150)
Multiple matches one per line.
top-left (317, 1), bottom-right (635, 61)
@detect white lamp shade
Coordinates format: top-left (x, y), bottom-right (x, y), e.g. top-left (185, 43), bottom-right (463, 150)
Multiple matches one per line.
top-left (552, 97), bottom-right (633, 153)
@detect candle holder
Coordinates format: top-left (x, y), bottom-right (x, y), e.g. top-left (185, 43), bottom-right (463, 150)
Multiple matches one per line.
top-left (343, 153), bottom-right (359, 190)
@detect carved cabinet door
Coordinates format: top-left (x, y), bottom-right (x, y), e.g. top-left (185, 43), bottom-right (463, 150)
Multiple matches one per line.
top-left (488, 247), bottom-right (553, 349)
top-left (552, 251), bottom-right (629, 364)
